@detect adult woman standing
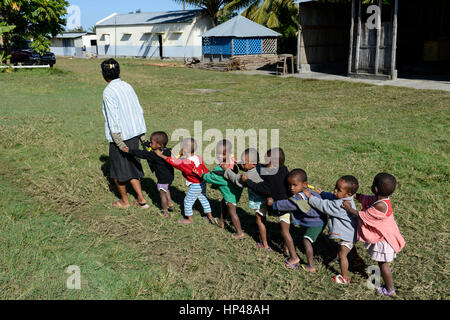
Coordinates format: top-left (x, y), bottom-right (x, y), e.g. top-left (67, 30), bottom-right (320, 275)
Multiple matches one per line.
top-left (101, 58), bottom-right (149, 209)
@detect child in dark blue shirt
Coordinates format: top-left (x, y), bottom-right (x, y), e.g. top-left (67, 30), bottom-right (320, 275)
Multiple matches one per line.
top-left (267, 169), bottom-right (327, 273)
top-left (126, 131), bottom-right (174, 217)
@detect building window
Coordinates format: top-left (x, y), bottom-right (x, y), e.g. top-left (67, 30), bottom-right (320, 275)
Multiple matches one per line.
top-left (62, 39), bottom-right (71, 47)
top-left (101, 34), bottom-right (110, 45)
top-left (121, 33), bottom-right (132, 42)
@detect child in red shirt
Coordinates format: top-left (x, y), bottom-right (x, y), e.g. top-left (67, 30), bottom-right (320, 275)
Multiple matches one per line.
top-left (155, 138), bottom-right (212, 224)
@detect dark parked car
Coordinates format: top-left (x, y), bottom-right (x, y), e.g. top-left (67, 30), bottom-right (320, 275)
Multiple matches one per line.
top-left (10, 41), bottom-right (56, 67)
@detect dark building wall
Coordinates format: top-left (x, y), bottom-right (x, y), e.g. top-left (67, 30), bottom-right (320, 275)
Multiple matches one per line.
top-left (299, 2), bottom-right (351, 73)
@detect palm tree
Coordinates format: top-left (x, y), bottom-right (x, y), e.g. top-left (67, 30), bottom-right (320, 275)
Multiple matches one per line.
top-left (225, 0), bottom-right (298, 30)
top-left (225, 0), bottom-right (298, 53)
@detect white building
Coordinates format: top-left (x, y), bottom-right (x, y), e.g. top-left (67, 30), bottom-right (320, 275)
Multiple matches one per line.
top-left (50, 32), bottom-right (86, 56)
top-left (95, 10), bottom-right (213, 59)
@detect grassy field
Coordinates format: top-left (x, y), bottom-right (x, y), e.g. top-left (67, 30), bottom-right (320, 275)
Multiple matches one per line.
top-left (0, 58), bottom-right (448, 300)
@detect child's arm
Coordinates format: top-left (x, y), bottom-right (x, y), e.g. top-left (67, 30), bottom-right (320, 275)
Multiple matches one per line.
top-left (358, 194), bottom-right (377, 211)
top-left (128, 148), bottom-right (159, 163)
top-left (202, 171), bottom-right (229, 186)
top-left (156, 150), bottom-right (191, 174)
top-left (308, 196), bottom-right (353, 220)
top-left (304, 189), bottom-right (349, 218)
top-left (242, 174), bottom-right (272, 197)
top-left (320, 191), bottom-right (335, 200)
top-left (223, 168), bottom-right (243, 188)
top-left (154, 148), bottom-right (168, 160)
top-left (272, 198), bottom-right (299, 212)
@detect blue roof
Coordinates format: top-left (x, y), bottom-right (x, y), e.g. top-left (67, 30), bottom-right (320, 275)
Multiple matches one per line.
top-left (96, 10), bottom-right (203, 26)
top-left (201, 15), bottom-right (281, 38)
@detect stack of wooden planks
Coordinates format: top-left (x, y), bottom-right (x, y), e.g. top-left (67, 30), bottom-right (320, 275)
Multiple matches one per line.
top-left (189, 54), bottom-right (279, 72)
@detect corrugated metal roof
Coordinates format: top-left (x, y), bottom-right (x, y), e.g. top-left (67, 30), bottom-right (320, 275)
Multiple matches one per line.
top-left (201, 15), bottom-right (281, 38)
top-left (96, 9), bottom-right (203, 26)
top-left (54, 32), bottom-right (87, 39)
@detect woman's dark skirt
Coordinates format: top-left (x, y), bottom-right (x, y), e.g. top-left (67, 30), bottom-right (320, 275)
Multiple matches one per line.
top-left (109, 136), bottom-right (144, 182)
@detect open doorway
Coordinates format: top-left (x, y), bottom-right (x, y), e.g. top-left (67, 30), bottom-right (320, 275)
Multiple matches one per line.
top-left (90, 39), bottom-right (98, 56)
top-left (158, 34), bottom-right (163, 59)
top-left (298, 1), bottom-right (351, 75)
top-left (397, 0), bottom-right (450, 80)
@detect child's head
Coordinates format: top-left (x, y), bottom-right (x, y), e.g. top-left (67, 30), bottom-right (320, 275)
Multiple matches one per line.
top-left (265, 147), bottom-right (285, 168)
top-left (216, 139), bottom-right (233, 163)
top-left (371, 173), bottom-right (396, 197)
top-left (101, 58), bottom-right (120, 82)
top-left (287, 169), bottom-right (308, 195)
top-left (180, 137), bottom-right (197, 156)
top-left (333, 175), bottom-right (359, 199)
top-left (150, 131), bottom-right (168, 150)
top-left (239, 148), bottom-right (259, 171)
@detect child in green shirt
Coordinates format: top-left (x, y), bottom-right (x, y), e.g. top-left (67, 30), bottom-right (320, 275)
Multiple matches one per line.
top-left (195, 140), bottom-right (244, 239)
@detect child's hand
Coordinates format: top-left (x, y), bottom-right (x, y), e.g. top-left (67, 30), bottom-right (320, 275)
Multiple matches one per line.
top-left (154, 148), bottom-right (164, 157)
top-left (241, 173), bottom-right (248, 183)
top-left (266, 197), bottom-right (274, 207)
top-left (341, 200), bottom-right (353, 212)
top-left (192, 167), bottom-right (202, 177)
top-left (303, 188), bottom-right (311, 198)
top-left (220, 162), bottom-right (230, 171)
top-left (121, 147), bottom-right (129, 153)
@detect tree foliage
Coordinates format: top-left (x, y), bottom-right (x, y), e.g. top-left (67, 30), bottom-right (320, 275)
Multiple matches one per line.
top-left (225, 0), bottom-right (299, 53)
top-left (0, 0), bottom-right (69, 55)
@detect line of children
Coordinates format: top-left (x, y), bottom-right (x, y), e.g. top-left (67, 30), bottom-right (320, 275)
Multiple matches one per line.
top-left (124, 132), bottom-right (405, 297)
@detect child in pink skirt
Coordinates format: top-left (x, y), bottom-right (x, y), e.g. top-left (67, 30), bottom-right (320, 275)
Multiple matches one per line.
top-left (342, 173), bottom-right (405, 297)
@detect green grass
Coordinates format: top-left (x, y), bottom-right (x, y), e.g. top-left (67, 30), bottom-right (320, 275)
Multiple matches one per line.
top-left (0, 58), bottom-right (449, 299)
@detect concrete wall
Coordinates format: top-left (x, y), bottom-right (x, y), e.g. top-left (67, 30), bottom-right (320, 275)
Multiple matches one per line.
top-left (50, 38), bottom-right (78, 56)
top-left (95, 16), bottom-right (212, 58)
top-left (82, 34), bottom-right (98, 55)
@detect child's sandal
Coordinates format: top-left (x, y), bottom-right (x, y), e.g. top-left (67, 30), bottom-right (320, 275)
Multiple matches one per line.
top-left (331, 274), bottom-right (350, 284)
top-left (377, 286), bottom-right (396, 297)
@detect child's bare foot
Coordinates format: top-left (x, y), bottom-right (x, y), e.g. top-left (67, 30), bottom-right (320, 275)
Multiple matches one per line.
top-left (134, 201), bottom-right (150, 209)
top-left (178, 218), bottom-right (193, 225)
top-left (110, 200), bottom-right (130, 209)
top-left (284, 258), bottom-right (300, 269)
top-left (159, 210), bottom-right (170, 218)
top-left (233, 233), bottom-right (245, 240)
top-left (217, 218), bottom-right (225, 228)
top-left (299, 264), bottom-right (316, 273)
top-left (256, 242), bottom-right (272, 251)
